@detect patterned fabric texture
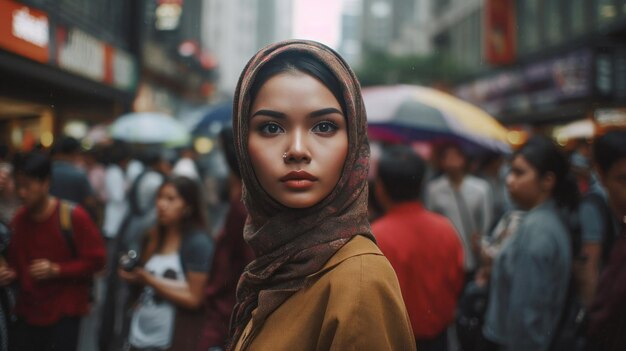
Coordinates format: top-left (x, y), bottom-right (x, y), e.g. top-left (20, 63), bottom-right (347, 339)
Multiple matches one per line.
top-left (229, 39), bottom-right (374, 350)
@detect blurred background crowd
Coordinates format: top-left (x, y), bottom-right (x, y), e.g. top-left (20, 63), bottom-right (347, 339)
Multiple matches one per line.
top-left (1, 0), bottom-right (626, 350)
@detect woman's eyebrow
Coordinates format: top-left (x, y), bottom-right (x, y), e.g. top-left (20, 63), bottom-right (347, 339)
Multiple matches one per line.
top-left (309, 108), bottom-right (343, 118)
top-left (251, 109), bottom-right (286, 119)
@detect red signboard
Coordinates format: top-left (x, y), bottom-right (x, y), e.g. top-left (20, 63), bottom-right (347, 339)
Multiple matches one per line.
top-left (484, 0), bottom-right (516, 65)
top-left (0, 0), bottom-right (49, 63)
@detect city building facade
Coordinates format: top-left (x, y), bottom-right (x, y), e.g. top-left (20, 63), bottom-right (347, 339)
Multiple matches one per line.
top-left (202, 0), bottom-right (293, 94)
top-left (0, 0), bottom-right (216, 151)
top-left (0, 0), bottom-right (140, 150)
top-left (430, 0), bottom-right (626, 125)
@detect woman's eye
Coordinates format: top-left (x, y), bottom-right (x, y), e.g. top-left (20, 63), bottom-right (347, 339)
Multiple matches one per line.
top-left (259, 123), bottom-right (284, 134)
top-left (312, 122), bottom-right (338, 134)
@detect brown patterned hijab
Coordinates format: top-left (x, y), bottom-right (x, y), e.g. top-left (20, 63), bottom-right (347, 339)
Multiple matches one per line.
top-left (229, 40), bottom-right (374, 350)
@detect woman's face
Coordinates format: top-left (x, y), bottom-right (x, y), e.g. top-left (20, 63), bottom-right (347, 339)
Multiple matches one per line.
top-left (156, 183), bottom-right (188, 226)
top-left (248, 71), bottom-right (348, 209)
top-left (506, 155), bottom-right (544, 210)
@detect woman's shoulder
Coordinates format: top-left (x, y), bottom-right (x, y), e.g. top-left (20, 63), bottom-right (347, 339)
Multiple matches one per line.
top-left (184, 228), bottom-right (212, 241)
top-left (181, 229), bottom-right (213, 253)
top-left (179, 229), bottom-right (214, 272)
top-left (299, 235), bottom-right (415, 349)
top-left (309, 235), bottom-right (402, 297)
top-left (517, 205), bottom-right (571, 255)
top-left (521, 204), bottom-right (567, 234)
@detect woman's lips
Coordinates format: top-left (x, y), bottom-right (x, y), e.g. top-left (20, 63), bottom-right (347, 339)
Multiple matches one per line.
top-left (280, 170), bottom-right (317, 190)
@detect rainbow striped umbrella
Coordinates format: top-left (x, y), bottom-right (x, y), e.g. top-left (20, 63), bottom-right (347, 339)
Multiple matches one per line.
top-left (363, 85), bottom-right (510, 153)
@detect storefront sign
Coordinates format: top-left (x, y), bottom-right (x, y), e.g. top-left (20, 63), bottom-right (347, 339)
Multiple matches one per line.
top-left (484, 0), bottom-right (516, 65)
top-left (0, 0), bottom-right (49, 63)
top-left (524, 49), bottom-right (592, 106)
top-left (456, 49), bottom-right (593, 116)
top-left (156, 0), bottom-right (184, 31)
top-left (56, 27), bottom-right (105, 81)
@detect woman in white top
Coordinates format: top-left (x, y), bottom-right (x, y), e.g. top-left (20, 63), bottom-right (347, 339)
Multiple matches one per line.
top-left (119, 176), bottom-right (214, 351)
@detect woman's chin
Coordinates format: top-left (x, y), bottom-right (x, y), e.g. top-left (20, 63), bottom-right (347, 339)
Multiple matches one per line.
top-left (275, 193), bottom-right (323, 209)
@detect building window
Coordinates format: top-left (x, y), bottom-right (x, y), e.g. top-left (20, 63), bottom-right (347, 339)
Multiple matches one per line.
top-left (517, 0), bottom-right (541, 55)
top-left (545, 0), bottom-right (563, 44)
top-left (570, 0), bottom-right (588, 35)
top-left (597, 0), bottom-right (618, 26)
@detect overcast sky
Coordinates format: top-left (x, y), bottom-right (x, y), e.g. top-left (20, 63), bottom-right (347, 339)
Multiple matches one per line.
top-left (292, 0), bottom-right (343, 49)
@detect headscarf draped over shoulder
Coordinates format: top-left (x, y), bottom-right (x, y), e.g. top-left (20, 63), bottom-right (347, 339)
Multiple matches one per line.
top-left (229, 39), bottom-right (374, 350)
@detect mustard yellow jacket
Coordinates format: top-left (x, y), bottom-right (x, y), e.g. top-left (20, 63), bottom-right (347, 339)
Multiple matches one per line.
top-left (234, 235), bottom-right (416, 351)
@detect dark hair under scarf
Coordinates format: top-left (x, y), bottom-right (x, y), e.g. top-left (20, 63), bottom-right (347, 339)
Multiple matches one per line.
top-left (229, 40), bottom-right (374, 349)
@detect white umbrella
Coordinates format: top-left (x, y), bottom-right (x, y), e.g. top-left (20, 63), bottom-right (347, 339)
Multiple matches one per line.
top-left (110, 112), bottom-right (190, 145)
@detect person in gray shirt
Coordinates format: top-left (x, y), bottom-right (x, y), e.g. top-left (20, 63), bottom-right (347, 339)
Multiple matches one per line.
top-left (426, 143), bottom-right (493, 273)
top-left (483, 137), bottom-right (577, 351)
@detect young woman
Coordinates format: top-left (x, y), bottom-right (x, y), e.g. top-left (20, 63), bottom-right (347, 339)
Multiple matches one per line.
top-left (228, 40), bottom-right (415, 350)
top-left (482, 136), bottom-right (578, 351)
top-left (119, 176), bottom-right (214, 351)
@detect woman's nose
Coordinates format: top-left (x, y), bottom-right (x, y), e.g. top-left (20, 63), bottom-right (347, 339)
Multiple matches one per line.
top-left (284, 129), bottom-right (311, 164)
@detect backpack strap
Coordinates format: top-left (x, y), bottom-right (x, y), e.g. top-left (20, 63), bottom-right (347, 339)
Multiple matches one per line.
top-left (128, 170), bottom-right (149, 216)
top-left (59, 200), bottom-right (78, 258)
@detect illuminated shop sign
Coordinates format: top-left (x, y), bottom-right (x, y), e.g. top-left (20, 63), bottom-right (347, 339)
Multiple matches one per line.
top-left (156, 0), bottom-right (184, 31)
top-left (0, 0), bottom-right (49, 63)
top-left (456, 49), bottom-right (593, 116)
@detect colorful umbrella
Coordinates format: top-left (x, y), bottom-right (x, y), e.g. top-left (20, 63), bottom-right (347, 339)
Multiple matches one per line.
top-left (362, 85), bottom-right (510, 153)
top-left (110, 112), bottom-right (191, 146)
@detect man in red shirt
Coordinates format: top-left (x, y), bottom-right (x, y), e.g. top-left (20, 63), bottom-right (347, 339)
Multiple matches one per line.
top-left (0, 152), bottom-right (105, 351)
top-left (372, 145), bottom-right (465, 351)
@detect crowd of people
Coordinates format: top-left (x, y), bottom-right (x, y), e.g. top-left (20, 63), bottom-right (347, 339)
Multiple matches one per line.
top-left (0, 130), bottom-right (253, 351)
top-left (0, 39), bottom-right (625, 351)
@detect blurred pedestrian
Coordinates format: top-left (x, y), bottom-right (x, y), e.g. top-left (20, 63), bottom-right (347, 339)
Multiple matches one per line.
top-left (576, 155), bottom-right (618, 307)
top-left (228, 40), bottom-right (415, 350)
top-left (103, 141), bottom-right (132, 241)
top-left (76, 141), bottom-right (131, 351)
top-left (372, 145), bottom-right (464, 351)
top-left (0, 145), bottom-right (16, 351)
top-left (455, 208), bottom-right (525, 351)
top-left (119, 176), bottom-right (214, 351)
top-left (197, 128), bottom-right (255, 351)
top-left (172, 146), bottom-right (200, 180)
top-left (99, 149), bottom-right (166, 351)
top-left (586, 130), bottom-right (626, 351)
top-left (122, 149), bottom-right (168, 250)
top-left (50, 136), bottom-right (97, 219)
top-left (0, 218), bottom-right (12, 351)
top-left (0, 144), bottom-right (19, 224)
top-left (477, 152), bottom-right (511, 228)
top-left (426, 142), bottom-right (493, 275)
top-left (2, 152), bottom-right (105, 351)
top-left (483, 136), bottom-right (577, 351)
top-left (84, 146), bottom-right (108, 207)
